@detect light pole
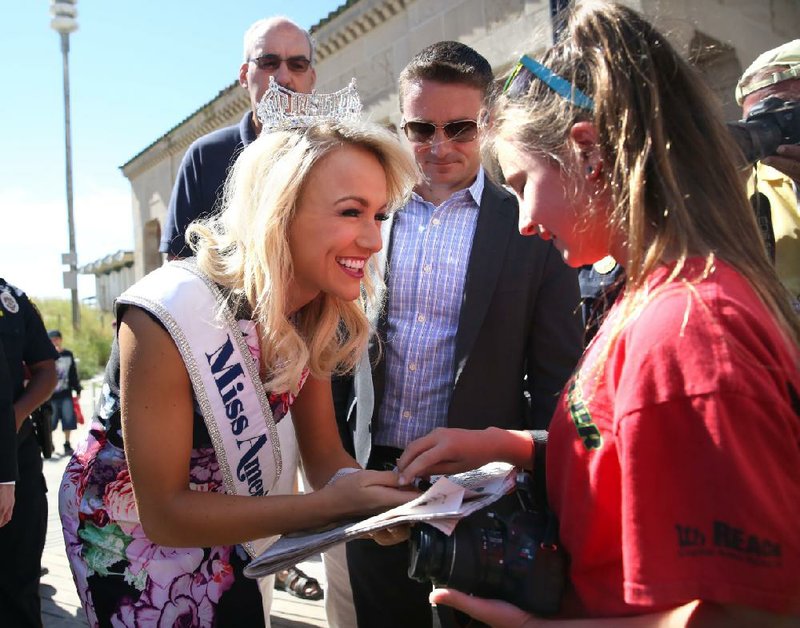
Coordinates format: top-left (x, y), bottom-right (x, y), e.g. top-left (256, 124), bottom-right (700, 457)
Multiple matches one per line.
top-left (50, 0), bottom-right (80, 330)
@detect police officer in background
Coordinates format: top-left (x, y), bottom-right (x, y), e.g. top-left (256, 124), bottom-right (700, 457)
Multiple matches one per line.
top-left (0, 278), bottom-right (57, 627)
top-left (0, 342), bottom-right (17, 529)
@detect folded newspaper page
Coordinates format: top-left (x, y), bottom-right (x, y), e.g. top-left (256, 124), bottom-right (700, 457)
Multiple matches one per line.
top-left (244, 462), bottom-right (517, 578)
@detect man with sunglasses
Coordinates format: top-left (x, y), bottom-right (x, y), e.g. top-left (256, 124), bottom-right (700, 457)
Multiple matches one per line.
top-left (341, 41), bottom-right (583, 628)
top-left (160, 16), bottom-right (316, 259)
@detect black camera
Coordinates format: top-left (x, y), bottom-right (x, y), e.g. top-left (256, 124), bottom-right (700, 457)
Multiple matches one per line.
top-left (727, 97), bottom-right (800, 165)
top-left (407, 472), bottom-right (565, 616)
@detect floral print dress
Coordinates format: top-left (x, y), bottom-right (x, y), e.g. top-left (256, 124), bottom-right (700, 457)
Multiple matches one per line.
top-left (59, 320), bottom-right (307, 627)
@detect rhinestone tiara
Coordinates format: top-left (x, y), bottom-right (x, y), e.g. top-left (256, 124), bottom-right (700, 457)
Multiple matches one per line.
top-left (256, 76), bottom-right (363, 133)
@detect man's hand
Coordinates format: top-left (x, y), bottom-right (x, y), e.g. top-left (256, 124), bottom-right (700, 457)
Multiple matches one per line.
top-left (0, 484), bottom-right (15, 527)
top-left (368, 524), bottom-right (411, 546)
top-left (763, 144), bottom-right (800, 184)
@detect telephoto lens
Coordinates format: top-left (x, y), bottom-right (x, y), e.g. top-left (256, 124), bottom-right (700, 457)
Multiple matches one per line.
top-left (727, 97), bottom-right (800, 165)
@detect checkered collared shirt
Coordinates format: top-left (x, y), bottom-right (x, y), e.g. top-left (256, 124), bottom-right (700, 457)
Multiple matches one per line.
top-left (374, 168), bottom-right (485, 449)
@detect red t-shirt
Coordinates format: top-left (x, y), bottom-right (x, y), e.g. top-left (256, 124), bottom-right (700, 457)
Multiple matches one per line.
top-left (548, 259), bottom-right (800, 617)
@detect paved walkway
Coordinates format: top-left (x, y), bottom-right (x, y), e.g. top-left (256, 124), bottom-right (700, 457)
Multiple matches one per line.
top-left (40, 401), bottom-right (327, 627)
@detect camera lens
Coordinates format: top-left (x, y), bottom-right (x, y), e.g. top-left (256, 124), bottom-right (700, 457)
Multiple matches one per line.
top-left (407, 525), bottom-right (453, 583)
top-left (408, 515), bottom-right (506, 595)
top-left (727, 119), bottom-right (784, 165)
top-left (406, 479), bottom-right (566, 616)
top-left (727, 97), bottom-right (800, 164)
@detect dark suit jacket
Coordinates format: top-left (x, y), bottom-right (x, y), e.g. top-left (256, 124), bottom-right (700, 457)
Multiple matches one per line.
top-left (340, 177), bottom-right (583, 465)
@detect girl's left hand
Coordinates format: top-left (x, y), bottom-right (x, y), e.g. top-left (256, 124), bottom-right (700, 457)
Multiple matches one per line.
top-left (430, 588), bottom-right (540, 628)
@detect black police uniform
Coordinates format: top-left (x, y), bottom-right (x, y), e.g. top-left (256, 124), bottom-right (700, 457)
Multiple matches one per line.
top-left (0, 279), bottom-right (58, 627)
top-left (0, 341), bottom-right (17, 485)
top-left (577, 263), bottom-right (625, 344)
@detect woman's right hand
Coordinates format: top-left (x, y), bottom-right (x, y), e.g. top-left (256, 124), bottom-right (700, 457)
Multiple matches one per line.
top-left (322, 469), bottom-right (416, 519)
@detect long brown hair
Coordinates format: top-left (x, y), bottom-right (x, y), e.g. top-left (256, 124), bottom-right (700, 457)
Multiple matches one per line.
top-left (489, 0), bottom-right (799, 355)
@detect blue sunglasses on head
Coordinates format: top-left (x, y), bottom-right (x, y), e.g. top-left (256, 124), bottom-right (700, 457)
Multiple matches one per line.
top-left (502, 55), bottom-right (595, 111)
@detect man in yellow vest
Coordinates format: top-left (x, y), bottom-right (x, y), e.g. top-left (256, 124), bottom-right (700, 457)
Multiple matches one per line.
top-left (736, 39), bottom-right (800, 303)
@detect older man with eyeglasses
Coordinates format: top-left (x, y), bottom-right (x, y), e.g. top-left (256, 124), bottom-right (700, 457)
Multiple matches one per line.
top-left (160, 16), bottom-right (316, 260)
top-left (336, 40), bottom-right (583, 628)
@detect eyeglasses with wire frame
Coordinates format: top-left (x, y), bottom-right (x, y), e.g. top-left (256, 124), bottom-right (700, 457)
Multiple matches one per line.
top-left (248, 54), bottom-right (312, 74)
top-left (400, 119), bottom-right (479, 144)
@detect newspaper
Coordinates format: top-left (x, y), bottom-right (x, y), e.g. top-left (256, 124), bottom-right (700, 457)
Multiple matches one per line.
top-left (244, 462), bottom-right (517, 578)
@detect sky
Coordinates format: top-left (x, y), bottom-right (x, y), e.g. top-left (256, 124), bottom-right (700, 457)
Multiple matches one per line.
top-left (1, 0), bottom-right (345, 300)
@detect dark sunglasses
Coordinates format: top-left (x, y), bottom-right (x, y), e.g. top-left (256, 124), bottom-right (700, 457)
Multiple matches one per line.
top-left (502, 55), bottom-right (594, 111)
top-left (248, 54), bottom-right (312, 73)
top-left (401, 119), bottom-right (479, 144)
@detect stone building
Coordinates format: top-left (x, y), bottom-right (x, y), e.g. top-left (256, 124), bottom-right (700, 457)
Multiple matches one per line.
top-left (79, 250), bottom-right (135, 312)
top-left (114, 0), bottom-right (798, 290)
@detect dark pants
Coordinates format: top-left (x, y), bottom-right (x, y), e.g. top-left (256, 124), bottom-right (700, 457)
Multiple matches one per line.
top-left (0, 430), bottom-right (47, 627)
top-left (347, 535), bottom-right (435, 628)
top-left (347, 446), bottom-right (471, 628)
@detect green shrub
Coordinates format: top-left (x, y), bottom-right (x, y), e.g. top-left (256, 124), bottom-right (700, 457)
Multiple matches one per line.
top-left (33, 299), bottom-right (114, 381)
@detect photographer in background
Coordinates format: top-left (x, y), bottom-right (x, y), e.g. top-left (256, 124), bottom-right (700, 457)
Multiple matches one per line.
top-left (736, 39), bottom-right (800, 303)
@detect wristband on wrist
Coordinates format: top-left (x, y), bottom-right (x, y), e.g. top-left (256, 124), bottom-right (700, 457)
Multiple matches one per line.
top-left (529, 430), bottom-right (548, 470)
top-left (326, 467), bottom-right (359, 487)
top-left (528, 429), bottom-right (549, 507)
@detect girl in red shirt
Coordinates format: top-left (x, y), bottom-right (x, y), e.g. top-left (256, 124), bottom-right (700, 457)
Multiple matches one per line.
top-left (397, 2), bottom-right (800, 625)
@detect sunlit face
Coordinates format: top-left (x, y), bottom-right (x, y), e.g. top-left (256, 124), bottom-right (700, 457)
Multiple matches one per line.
top-left (287, 145), bottom-right (388, 311)
top-left (239, 22), bottom-right (317, 132)
top-left (741, 78), bottom-right (800, 117)
top-left (495, 137), bottom-right (612, 268)
top-left (401, 79), bottom-right (483, 202)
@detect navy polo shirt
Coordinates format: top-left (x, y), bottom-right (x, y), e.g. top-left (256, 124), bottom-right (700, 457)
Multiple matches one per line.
top-left (160, 112), bottom-right (258, 258)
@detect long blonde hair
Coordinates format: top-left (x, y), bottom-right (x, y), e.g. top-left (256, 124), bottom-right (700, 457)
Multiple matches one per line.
top-left (187, 121), bottom-right (416, 393)
top-left (489, 1), bottom-right (799, 356)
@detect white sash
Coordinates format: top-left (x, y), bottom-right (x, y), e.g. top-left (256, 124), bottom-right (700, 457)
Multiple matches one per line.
top-left (352, 215), bottom-right (393, 466)
top-left (118, 259), bottom-right (282, 557)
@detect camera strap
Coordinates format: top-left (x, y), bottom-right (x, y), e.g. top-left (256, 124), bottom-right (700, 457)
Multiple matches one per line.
top-left (530, 429), bottom-right (549, 509)
top-left (749, 189), bottom-right (776, 263)
top-left (529, 429), bottom-right (562, 549)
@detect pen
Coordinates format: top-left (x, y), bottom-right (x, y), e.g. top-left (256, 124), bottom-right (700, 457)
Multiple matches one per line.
top-left (412, 476), bottom-right (433, 492)
top-left (389, 464), bottom-right (433, 492)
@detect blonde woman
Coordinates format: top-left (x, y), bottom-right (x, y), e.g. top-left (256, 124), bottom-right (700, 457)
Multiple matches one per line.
top-left (59, 118), bottom-right (417, 627)
top-left (397, 2), bottom-right (800, 625)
